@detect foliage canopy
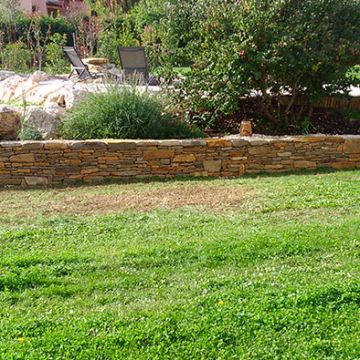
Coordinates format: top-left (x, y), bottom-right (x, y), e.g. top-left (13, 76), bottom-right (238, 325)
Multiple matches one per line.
top-left (166, 0), bottom-right (360, 127)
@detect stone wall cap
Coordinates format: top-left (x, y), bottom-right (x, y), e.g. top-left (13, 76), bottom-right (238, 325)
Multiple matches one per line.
top-left (68, 141), bottom-right (107, 149)
top-left (178, 139), bottom-right (207, 146)
top-left (0, 141), bottom-right (23, 148)
top-left (101, 139), bottom-right (161, 146)
top-left (132, 140), bottom-right (161, 146)
top-left (103, 139), bottom-right (139, 144)
top-left (22, 142), bottom-right (44, 150)
top-left (0, 134), bottom-right (359, 149)
top-left (132, 139), bottom-right (207, 146)
top-left (340, 135), bottom-right (360, 140)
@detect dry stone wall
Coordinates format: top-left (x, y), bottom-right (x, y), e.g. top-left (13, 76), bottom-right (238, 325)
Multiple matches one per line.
top-left (0, 135), bottom-right (359, 187)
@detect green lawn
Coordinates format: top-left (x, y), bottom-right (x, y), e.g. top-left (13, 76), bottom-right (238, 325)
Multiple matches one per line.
top-left (0, 170), bottom-right (359, 359)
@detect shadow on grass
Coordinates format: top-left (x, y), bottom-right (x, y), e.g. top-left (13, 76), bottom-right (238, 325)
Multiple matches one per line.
top-left (1, 167), bottom-right (357, 194)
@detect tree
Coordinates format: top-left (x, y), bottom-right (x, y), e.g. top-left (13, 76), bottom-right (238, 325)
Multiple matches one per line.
top-left (0, 0), bottom-right (22, 43)
top-left (170, 0), bottom-right (360, 129)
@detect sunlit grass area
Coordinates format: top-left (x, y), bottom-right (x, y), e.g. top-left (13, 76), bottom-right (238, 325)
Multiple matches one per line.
top-left (1, 170), bottom-right (359, 359)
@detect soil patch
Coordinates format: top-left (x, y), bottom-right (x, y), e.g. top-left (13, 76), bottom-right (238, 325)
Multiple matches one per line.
top-left (206, 98), bottom-right (360, 136)
top-left (0, 185), bottom-right (256, 222)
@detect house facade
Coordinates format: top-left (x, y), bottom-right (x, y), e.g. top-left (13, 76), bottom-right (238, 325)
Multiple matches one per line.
top-left (19, 0), bottom-right (88, 16)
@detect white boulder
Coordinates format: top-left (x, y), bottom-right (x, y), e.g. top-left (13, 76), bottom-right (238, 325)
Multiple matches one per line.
top-left (0, 71), bottom-right (16, 81)
top-left (30, 71), bottom-right (49, 83)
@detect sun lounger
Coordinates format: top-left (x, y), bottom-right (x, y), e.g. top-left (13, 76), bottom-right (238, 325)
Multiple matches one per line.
top-left (117, 46), bottom-right (159, 85)
top-left (64, 47), bottom-right (97, 81)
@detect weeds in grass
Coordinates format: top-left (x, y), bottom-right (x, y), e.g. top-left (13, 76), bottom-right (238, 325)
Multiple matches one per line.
top-left (0, 170), bottom-right (359, 358)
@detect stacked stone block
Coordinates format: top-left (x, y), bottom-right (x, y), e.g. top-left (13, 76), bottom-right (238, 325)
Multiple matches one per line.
top-left (0, 135), bottom-right (359, 187)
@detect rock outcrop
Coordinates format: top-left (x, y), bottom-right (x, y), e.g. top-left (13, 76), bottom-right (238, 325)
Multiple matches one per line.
top-left (24, 108), bottom-right (62, 140)
top-left (0, 106), bottom-right (21, 140)
top-left (0, 72), bottom-right (161, 140)
top-left (0, 71), bottom-right (15, 81)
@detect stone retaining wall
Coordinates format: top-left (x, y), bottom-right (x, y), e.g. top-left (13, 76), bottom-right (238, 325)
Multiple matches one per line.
top-left (0, 135), bottom-right (359, 187)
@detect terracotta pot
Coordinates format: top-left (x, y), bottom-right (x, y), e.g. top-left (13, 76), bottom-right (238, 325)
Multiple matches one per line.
top-left (240, 120), bottom-right (252, 136)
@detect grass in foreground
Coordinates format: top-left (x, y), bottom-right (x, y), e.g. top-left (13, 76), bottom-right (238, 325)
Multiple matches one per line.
top-left (0, 170), bottom-right (359, 359)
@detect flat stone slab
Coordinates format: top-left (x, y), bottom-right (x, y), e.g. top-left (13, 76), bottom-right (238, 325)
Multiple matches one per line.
top-left (83, 58), bottom-right (109, 65)
top-left (0, 75), bottom-right (161, 108)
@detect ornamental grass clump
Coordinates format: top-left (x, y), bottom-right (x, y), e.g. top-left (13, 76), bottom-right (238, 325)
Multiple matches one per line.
top-left (60, 86), bottom-right (202, 140)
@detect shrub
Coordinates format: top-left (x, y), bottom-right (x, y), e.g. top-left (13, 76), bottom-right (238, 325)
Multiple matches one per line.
top-left (16, 15), bottom-right (74, 43)
top-left (0, 15), bottom-right (74, 46)
top-left (96, 16), bottom-right (140, 65)
top-left (60, 87), bottom-right (203, 140)
top-left (1, 41), bottom-right (31, 72)
top-left (0, 0), bottom-right (23, 43)
top-left (130, 0), bottom-right (191, 68)
top-left (38, 15), bottom-right (75, 40)
top-left (0, 14), bottom-right (74, 70)
top-left (45, 33), bottom-right (69, 74)
top-left (18, 123), bottom-right (43, 140)
top-left (169, 0), bottom-right (360, 129)
top-left (81, 1), bottom-right (140, 60)
top-left (348, 66), bottom-right (360, 84)
top-left (96, 29), bottom-right (120, 64)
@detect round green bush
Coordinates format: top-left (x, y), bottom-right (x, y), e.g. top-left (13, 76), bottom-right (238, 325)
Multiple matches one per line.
top-left (18, 123), bottom-right (43, 141)
top-left (60, 87), bottom-right (203, 140)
